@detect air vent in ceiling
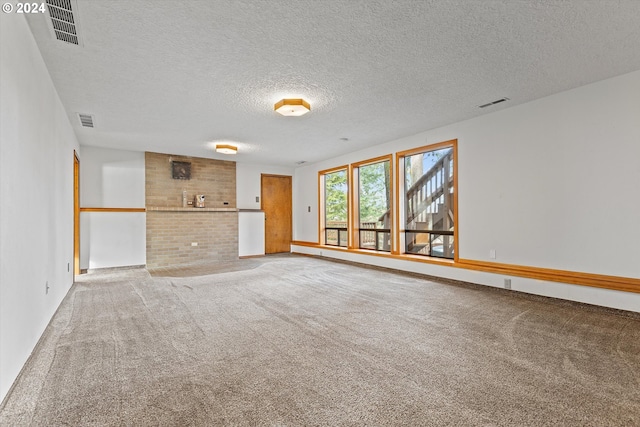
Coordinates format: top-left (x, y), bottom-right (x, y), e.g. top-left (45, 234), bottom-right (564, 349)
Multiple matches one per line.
top-left (46, 0), bottom-right (79, 45)
top-left (478, 97), bottom-right (510, 109)
top-left (78, 113), bottom-right (94, 128)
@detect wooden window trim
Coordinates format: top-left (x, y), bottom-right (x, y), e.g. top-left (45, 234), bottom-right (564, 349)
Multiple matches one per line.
top-left (318, 165), bottom-right (349, 246)
top-left (396, 139), bottom-right (458, 261)
top-left (351, 154), bottom-right (394, 253)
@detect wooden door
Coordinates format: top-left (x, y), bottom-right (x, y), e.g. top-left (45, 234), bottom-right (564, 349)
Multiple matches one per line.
top-left (261, 174), bottom-right (292, 253)
top-left (73, 151), bottom-right (80, 276)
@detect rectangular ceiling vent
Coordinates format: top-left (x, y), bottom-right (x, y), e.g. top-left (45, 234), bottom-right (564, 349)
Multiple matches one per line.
top-left (78, 113), bottom-right (94, 128)
top-left (46, 0), bottom-right (79, 45)
top-left (478, 97), bottom-right (510, 109)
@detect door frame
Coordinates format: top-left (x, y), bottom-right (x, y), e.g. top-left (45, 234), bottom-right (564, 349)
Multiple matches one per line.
top-left (74, 150), bottom-right (80, 276)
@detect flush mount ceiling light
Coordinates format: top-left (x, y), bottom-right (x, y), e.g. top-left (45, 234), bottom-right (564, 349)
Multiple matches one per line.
top-left (215, 144), bottom-right (237, 155)
top-left (274, 98), bottom-right (311, 116)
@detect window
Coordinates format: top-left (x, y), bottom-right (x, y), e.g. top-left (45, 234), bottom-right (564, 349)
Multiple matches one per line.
top-left (400, 141), bottom-right (456, 259)
top-left (322, 168), bottom-right (348, 247)
top-left (317, 139), bottom-right (455, 261)
top-left (354, 158), bottom-right (391, 251)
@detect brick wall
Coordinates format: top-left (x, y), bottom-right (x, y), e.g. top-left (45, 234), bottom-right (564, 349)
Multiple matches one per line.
top-left (145, 152), bottom-right (236, 208)
top-left (145, 152), bottom-right (238, 268)
top-left (146, 211), bottom-right (238, 268)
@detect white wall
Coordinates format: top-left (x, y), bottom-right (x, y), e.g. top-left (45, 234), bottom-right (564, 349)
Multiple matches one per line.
top-left (80, 212), bottom-right (146, 269)
top-left (80, 146), bottom-right (145, 208)
top-left (239, 211), bottom-right (265, 257)
top-left (236, 162), bottom-right (294, 209)
top-left (79, 146), bottom-right (145, 269)
top-left (0, 14), bottom-right (80, 402)
top-left (293, 70), bottom-right (640, 312)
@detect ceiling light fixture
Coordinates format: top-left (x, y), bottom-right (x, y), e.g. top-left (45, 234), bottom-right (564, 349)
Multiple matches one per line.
top-left (215, 144), bottom-right (237, 155)
top-left (274, 98), bottom-right (311, 116)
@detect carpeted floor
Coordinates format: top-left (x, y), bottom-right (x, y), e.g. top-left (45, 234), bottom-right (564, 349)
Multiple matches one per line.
top-left (147, 258), bottom-right (263, 278)
top-left (1, 254), bottom-right (639, 426)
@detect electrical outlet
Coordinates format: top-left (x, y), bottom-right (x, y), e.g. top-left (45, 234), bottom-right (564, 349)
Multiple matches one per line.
top-left (490, 249), bottom-right (496, 259)
top-left (308, 206), bottom-right (311, 212)
top-left (504, 278), bottom-right (511, 290)
top-left (256, 196), bottom-right (259, 202)
top-left (191, 242), bottom-right (198, 246)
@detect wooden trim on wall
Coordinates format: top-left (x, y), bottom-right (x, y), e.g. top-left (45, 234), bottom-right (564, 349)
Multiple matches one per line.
top-left (317, 170), bottom-right (322, 244)
top-left (351, 154), bottom-right (392, 169)
top-left (395, 138), bottom-right (458, 159)
top-left (292, 240), bottom-right (333, 247)
top-left (347, 164), bottom-right (354, 249)
top-left (289, 241), bottom-right (639, 294)
top-left (318, 164), bottom-right (350, 176)
top-left (349, 164), bottom-right (358, 249)
top-left (394, 152), bottom-right (401, 255)
top-left (73, 151), bottom-right (80, 276)
top-left (451, 140), bottom-right (459, 263)
top-left (261, 173), bottom-right (292, 178)
top-left (456, 259), bottom-right (640, 294)
top-left (80, 207), bottom-right (146, 213)
top-left (388, 154), bottom-right (396, 254)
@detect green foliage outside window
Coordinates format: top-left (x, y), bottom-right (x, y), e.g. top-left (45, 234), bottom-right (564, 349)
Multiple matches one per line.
top-left (359, 161), bottom-right (390, 227)
top-left (325, 170), bottom-right (348, 222)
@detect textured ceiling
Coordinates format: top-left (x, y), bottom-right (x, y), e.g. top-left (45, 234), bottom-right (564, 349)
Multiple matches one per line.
top-left (25, 0), bottom-right (640, 166)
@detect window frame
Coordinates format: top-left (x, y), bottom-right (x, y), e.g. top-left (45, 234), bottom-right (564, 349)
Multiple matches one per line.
top-left (318, 165), bottom-right (350, 247)
top-left (395, 139), bottom-right (458, 261)
top-left (351, 155), bottom-right (393, 253)
top-left (315, 139), bottom-right (457, 264)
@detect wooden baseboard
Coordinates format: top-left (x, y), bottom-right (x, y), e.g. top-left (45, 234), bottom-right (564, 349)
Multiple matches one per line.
top-left (456, 259), bottom-right (639, 294)
top-left (290, 241), bottom-right (638, 294)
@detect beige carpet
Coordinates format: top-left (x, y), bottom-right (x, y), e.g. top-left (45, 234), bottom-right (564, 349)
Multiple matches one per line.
top-left (147, 258), bottom-right (263, 278)
top-left (1, 254), bottom-right (639, 426)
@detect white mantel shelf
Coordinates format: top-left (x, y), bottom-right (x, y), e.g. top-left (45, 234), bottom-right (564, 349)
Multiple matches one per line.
top-left (146, 207), bottom-right (238, 212)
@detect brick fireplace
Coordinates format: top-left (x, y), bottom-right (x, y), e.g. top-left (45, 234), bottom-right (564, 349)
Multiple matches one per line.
top-left (145, 152), bottom-right (238, 268)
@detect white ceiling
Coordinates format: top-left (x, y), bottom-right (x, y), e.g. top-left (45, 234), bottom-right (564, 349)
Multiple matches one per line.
top-left (25, 1), bottom-right (640, 166)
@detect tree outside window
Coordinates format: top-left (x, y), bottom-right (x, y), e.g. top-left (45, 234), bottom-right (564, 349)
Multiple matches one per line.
top-left (357, 160), bottom-right (391, 251)
top-left (324, 169), bottom-right (348, 246)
